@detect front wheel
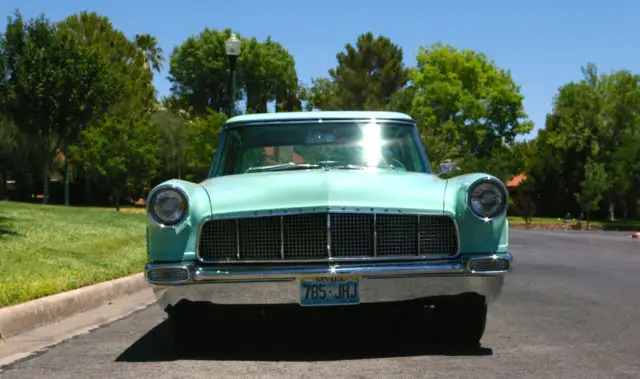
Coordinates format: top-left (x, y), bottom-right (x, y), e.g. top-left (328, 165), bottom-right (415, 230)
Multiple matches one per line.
top-left (433, 295), bottom-right (487, 347)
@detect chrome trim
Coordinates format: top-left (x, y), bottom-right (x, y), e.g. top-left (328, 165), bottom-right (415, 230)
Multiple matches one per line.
top-left (146, 253), bottom-right (513, 307)
top-left (197, 255), bottom-right (459, 265)
top-left (326, 213), bottom-right (332, 258)
top-left (201, 208), bottom-right (452, 220)
top-left (373, 213), bottom-right (377, 257)
top-left (280, 216), bottom-right (284, 260)
top-left (146, 184), bottom-right (190, 229)
top-left (417, 215), bottom-right (421, 253)
top-left (223, 118), bottom-right (418, 128)
top-left (235, 219), bottom-right (240, 259)
top-left (145, 262), bottom-right (192, 285)
top-left (194, 210), bottom-right (461, 264)
top-left (467, 254), bottom-right (513, 274)
top-left (466, 177), bottom-right (510, 222)
top-left (148, 253), bottom-right (512, 284)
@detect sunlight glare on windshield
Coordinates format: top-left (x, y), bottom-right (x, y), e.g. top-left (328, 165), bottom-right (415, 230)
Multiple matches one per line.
top-left (359, 122), bottom-right (384, 167)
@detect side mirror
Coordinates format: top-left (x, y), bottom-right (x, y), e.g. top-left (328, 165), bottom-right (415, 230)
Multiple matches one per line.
top-left (438, 160), bottom-right (457, 176)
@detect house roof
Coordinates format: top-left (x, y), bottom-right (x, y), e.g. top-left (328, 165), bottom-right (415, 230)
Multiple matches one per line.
top-left (506, 173), bottom-right (527, 187)
top-left (225, 111), bottom-right (414, 126)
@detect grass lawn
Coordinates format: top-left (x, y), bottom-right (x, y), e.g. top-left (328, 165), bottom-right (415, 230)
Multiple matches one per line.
top-left (0, 201), bottom-right (148, 308)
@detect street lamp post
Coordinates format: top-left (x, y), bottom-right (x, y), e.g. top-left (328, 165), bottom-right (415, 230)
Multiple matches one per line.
top-left (225, 33), bottom-right (241, 117)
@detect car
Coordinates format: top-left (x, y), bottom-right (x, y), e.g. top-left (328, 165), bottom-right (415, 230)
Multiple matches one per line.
top-left (144, 110), bottom-right (512, 347)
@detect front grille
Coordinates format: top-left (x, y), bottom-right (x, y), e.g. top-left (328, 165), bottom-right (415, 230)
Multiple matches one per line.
top-left (197, 212), bottom-right (458, 262)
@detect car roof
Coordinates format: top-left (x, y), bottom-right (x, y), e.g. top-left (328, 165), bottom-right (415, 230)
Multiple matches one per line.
top-left (224, 111), bottom-right (414, 126)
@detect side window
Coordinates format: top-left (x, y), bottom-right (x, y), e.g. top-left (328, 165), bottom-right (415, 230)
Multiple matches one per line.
top-left (220, 133), bottom-right (241, 175)
top-left (408, 127), bottom-right (428, 172)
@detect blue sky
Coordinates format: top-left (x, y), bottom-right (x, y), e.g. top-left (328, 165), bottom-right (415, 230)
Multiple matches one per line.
top-left (1, 0), bottom-right (637, 140)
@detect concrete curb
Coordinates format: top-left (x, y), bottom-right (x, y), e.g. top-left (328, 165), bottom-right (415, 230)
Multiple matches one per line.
top-left (0, 273), bottom-right (149, 340)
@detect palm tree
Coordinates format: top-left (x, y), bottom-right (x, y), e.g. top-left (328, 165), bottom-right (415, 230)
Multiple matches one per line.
top-left (134, 34), bottom-right (164, 74)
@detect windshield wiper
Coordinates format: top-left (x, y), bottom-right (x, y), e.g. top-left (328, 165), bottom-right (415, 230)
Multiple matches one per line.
top-left (245, 162), bottom-right (321, 173)
top-left (330, 164), bottom-right (365, 170)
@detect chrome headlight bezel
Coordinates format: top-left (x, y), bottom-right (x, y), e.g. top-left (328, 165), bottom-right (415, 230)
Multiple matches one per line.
top-left (466, 178), bottom-right (509, 221)
top-left (146, 185), bottom-right (190, 227)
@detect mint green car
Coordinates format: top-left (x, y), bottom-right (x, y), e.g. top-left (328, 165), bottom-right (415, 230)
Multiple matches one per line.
top-left (144, 111), bottom-right (512, 347)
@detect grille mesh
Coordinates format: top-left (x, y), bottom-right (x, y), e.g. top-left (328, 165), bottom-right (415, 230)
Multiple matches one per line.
top-left (330, 213), bottom-right (373, 257)
top-left (197, 212), bottom-right (458, 262)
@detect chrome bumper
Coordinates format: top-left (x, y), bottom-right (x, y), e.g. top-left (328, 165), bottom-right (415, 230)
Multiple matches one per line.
top-left (145, 253), bottom-right (513, 310)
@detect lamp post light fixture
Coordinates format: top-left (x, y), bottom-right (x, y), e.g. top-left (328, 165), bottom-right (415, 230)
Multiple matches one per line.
top-left (225, 32), bottom-right (241, 117)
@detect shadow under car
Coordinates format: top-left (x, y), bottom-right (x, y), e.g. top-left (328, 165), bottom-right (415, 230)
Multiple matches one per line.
top-left (116, 302), bottom-right (493, 362)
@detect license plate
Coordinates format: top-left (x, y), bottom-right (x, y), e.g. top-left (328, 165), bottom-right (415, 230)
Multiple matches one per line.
top-left (299, 275), bottom-right (360, 306)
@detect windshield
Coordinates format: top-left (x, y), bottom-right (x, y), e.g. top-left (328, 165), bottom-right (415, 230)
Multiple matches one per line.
top-left (211, 121), bottom-right (431, 177)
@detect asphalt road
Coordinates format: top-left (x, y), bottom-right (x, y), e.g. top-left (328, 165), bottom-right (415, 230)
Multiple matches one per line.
top-left (2, 230), bottom-right (640, 378)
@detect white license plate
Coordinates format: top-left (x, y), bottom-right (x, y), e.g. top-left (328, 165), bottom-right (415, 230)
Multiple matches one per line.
top-left (299, 275), bottom-right (360, 306)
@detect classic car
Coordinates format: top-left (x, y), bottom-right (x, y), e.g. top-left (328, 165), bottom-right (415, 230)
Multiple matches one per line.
top-left (144, 111), bottom-right (512, 347)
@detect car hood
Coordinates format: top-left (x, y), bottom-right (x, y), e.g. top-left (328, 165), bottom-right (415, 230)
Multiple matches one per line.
top-left (200, 169), bottom-right (447, 216)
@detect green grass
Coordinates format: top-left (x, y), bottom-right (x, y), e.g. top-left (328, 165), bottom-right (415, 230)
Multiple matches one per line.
top-left (0, 201), bottom-right (148, 308)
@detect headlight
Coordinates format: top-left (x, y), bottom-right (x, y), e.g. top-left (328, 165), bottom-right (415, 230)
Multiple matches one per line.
top-left (147, 187), bottom-right (189, 226)
top-left (467, 179), bottom-right (507, 219)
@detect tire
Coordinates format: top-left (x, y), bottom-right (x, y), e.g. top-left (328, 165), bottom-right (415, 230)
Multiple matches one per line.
top-left (433, 295), bottom-right (488, 347)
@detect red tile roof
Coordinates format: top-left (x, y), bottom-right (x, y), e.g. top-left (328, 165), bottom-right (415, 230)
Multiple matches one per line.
top-left (506, 173), bottom-right (527, 188)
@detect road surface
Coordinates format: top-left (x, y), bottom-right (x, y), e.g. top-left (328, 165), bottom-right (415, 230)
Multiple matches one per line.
top-left (2, 230), bottom-right (640, 378)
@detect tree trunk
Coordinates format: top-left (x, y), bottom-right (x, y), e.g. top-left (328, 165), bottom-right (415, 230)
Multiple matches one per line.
top-left (0, 165), bottom-right (6, 200)
top-left (607, 200), bottom-right (615, 221)
top-left (42, 165), bottom-right (50, 204)
top-left (115, 191), bottom-right (121, 212)
top-left (113, 185), bottom-right (122, 212)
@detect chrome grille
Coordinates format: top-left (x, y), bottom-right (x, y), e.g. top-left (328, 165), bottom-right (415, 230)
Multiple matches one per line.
top-left (330, 213), bottom-right (373, 257)
top-left (197, 212), bottom-right (458, 262)
top-left (376, 214), bottom-right (418, 256)
top-left (283, 213), bottom-right (326, 259)
top-left (238, 216), bottom-right (281, 260)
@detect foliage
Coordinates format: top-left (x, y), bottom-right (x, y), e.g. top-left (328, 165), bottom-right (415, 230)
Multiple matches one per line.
top-left (408, 43), bottom-right (533, 161)
top-left (168, 28), bottom-right (299, 117)
top-left (1, 7), bottom-right (639, 223)
top-left (539, 63), bottom-right (640, 220)
top-left (135, 33), bottom-right (164, 74)
top-left (152, 107), bottom-right (189, 181)
top-left (306, 32), bottom-right (409, 111)
top-left (575, 159), bottom-right (609, 227)
top-left (240, 36), bottom-right (300, 113)
top-left (182, 110), bottom-right (227, 182)
top-left (0, 11), bottom-right (153, 203)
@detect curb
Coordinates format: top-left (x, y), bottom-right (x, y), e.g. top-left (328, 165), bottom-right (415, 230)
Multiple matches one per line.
top-left (0, 273), bottom-right (149, 340)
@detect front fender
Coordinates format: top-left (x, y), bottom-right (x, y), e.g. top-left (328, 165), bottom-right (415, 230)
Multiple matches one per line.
top-left (444, 173), bottom-right (509, 254)
top-left (146, 179), bottom-right (213, 262)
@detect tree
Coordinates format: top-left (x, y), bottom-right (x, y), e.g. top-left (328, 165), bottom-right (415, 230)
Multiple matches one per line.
top-left (168, 29), bottom-right (300, 117)
top-left (307, 32), bottom-right (409, 111)
top-left (151, 107), bottom-right (188, 181)
top-left (0, 116), bottom-right (19, 198)
top-left (575, 159), bottom-right (609, 228)
top-left (408, 43), bottom-right (533, 163)
top-left (134, 33), bottom-right (164, 74)
top-left (240, 37), bottom-right (300, 113)
top-left (1, 11), bottom-right (149, 203)
top-left (542, 64), bottom-right (640, 220)
top-left (182, 110), bottom-right (227, 182)
top-left (71, 105), bottom-right (160, 211)
top-left (168, 28), bottom-right (239, 116)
